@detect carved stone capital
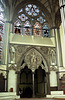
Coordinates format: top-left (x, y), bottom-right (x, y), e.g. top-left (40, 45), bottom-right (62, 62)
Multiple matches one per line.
top-left (49, 66), bottom-right (58, 71)
top-left (8, 63), bottom-right (17, 71)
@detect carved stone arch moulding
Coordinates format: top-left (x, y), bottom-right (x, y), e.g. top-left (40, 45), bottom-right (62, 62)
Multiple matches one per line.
top-left (8, 64), bottom-right (17, 71)
top-left (18, 47), bottom-right (48, 72)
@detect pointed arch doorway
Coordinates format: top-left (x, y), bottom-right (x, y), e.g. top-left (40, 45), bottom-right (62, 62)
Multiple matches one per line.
top-left (17, 48), bottom-right (50, 97)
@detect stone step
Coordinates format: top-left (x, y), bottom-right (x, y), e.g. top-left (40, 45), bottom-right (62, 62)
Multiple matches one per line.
top-left (0, 92), bottom-right (20, 100)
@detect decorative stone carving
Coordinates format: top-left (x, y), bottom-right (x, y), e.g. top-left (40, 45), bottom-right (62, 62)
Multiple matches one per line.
top-left (10, 45), bottom-right (54, 72)
top-left (59, 73), bottom-right (65, 79)
top-left (24, 49), bottom-right (42, 72)
top-left (9, 46), bottom-right (15, 63)
top-left (8, 64), bottom-right (17, 71)
top-left (48, 48), bottom-right (56, 65)
top-left (40, 47), bottom-right (48, 55)
top-left (49, 66), bottom-right (58, 71)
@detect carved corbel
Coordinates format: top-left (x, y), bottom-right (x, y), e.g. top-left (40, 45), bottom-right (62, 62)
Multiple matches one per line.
top-left (8, 63), bottom-right (17, 71)
top-left (49, 66), bottom-right (58, 71)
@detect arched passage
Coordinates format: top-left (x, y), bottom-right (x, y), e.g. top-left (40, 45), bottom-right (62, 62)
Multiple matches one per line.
top-left (0, 73), bottom-right (5, 92)
top-left (19, 66), bottom-right (33, 98)
top-left (34, 66), bottom-right (46, 97)
top-left (17, 47), bottom-right (50, 97)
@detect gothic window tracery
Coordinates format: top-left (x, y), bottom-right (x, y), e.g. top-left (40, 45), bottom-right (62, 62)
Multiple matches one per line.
top-left (14, 3), bottom-right (50, 37)
top-left (18, 8), bottom-right (23, 13)
top-left (34, 22), bottom-right (41, 36)
top-left (43, 23), bottom-right (50, 37)
top-left (25, 4), bottom-right (39, 16)
top-left (23, 21), bottom-right (31, 35)
top-left (18, 14), bottom-right (28, 22)
top-left (37, 16), bottom-right (46, 24)
top-left (14, 19), bottom-right (21, 34)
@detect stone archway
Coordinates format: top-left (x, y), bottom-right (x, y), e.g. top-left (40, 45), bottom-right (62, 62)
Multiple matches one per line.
top-left (19, 66), bottom-right (33, 98)
top-left (17, 47), bottom-right (50, 97)
top-left (34, 66), bottom-right (46, 97)
top-left (0, 73), bottom-right (5, 92)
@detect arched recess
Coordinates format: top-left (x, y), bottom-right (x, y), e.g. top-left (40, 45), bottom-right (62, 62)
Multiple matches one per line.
top-left (0, 73), bottom-right (5, 92)
top-left (19, 66), bottom-right (33, 98)
top-left (34, 66), bottom-right (46, 97)
top-left (13, 0), bottom-right (51, 26)
top-left (17, 47), bottom-right (50, 97)
top-left (18, 47), bottom-right (48, 72)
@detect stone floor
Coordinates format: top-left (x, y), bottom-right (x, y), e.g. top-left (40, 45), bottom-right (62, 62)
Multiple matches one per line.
top-left (15, 98), bottom-right (65, 100)
top-left (1, 97), bottom-right (65, 100)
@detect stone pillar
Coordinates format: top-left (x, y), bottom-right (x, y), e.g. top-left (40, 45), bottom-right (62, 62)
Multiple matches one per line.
top-left (16, 71), bottom-right (20, 95)
top-left (8, 64), bottom-right (17, 92)
top-left (46, 72), bottom-right (50, 94)
top-left (32, 72), bottom-right (35, 98)
top-left (3, 21), bottom-right (13, 64)
top-left (59, 0), bottom-right (65, 67)
top-left (54, 28), bottom-right (63, 90)
top-left (50, 66), bottom-right (58, 90)
top-left (55, 28), bottom-right (63, 67)
top-left (3, 21), bottom-right (13, 91)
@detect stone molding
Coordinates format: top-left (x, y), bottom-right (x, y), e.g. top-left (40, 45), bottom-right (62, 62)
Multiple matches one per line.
top-left (8, 63), bottom-right (17, 71)
top-left (9, 45), bottom-right (56, 72)
top-left (49, 66), bottom-right (58, 71)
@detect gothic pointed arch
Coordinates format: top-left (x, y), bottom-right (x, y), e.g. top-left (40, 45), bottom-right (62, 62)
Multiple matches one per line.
top-left (17, 46), bottom-right (48, 72)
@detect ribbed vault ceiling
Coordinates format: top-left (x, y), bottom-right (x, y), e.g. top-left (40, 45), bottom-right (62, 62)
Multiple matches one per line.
top-left (0, 0), bottom-right (61, 27)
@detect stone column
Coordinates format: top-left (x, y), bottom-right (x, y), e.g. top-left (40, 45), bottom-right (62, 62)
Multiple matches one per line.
top-left (46, 72), bottom-right (50, 94)
top-left (54, 28), bottom-right (63, 90)
top-left (50, 66), bottom-right (58, 90)
top-left (55, 28), bottom-right (63, 67)
top-left (3, 21), bottom-right (13, 91)
top-left (3, 21), bottom-right (13, 64)
top-left (8, 64), bottom-right (17, 92)
top-left (32, 72), bottom-right (35, 98)
top-left (59, 0), bottom-right (65, 67)
top-left (16, 71), bottom-right (20, 95)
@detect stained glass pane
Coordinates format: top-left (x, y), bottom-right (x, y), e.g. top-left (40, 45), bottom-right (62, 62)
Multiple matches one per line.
top-left (43, 23), bottom-right (50, 37)
top-left (25, 4), bottom-right (39, 16)
top-left (42, 11), bottom-right (46, 17)
top-left (14, 19), bottom-right (21, 34)
top-left (23, 21), bottom-right (31, 35)
top-left (34, 22), bottom-right (41, 36)
top-left (37, 16), bottom-right (46, 24)
top-left (18, 14), bottom-right (28, 22)
top-left (18, 8), bottom-right (23, 13)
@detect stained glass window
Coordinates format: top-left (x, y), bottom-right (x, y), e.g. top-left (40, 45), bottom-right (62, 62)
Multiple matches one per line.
top-left (43, 23), bottom-right (50, 37)
top-left (25, 4), bottom-right (39, 16)
top-left (14, 3), bottom-right (50, 37)
top-left (23, 21), bottom-right (31, 35)
top-left (37, 16), bottom-right (46, 24)
top-left (18, 14), bottom-right (28, 21)
top-left (34, 22), bottom-right (41, 36)
top-left (18, 8), bottom-right (23, 13)
top-left (42, 11), bottom-right (46, 17)
top-left (14, 19), bottom-right (22, 34)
